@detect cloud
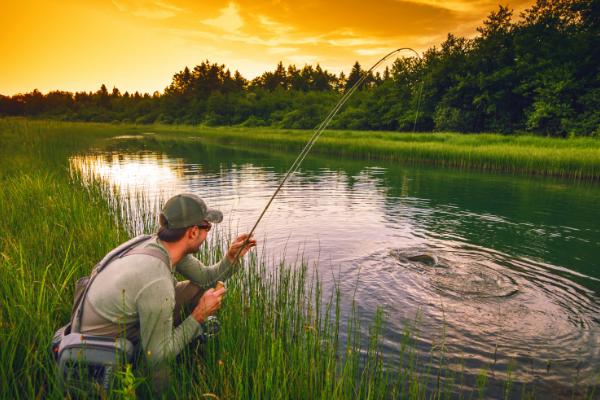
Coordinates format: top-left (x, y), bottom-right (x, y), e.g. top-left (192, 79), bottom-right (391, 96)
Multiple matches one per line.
top-left (202, 2), bottom-right (244, 32)
top-left (355, 47), bottom-right (396, 56)
top-left (400, 0), bottom-right (480, 13)
top-left (158, 0), bottom-right (533, 55)
top-left (154, 0), bottom-right (183, 13)
top-left (116, 0), bottom-right (537, 78)
top-left (287, 55), bottom-right (318, 65)
top-left (258, 15), bottom-right (293, 36)
top-left (326, 37), bottom-right (381, 47)
top-left (172, 26), bottom-right (320, 48)
top-left (268, 47), bottom-right (298, 55)
top-left (112, 0), bottom-right (182, 19)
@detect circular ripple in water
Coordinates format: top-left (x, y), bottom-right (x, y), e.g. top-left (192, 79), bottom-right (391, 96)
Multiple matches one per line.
top-left (362, 245), bottom-right (600, 390)
top-left (429, 261), bottom-right (519, 299)
top-left (390, 248), bottom-right (519, 299)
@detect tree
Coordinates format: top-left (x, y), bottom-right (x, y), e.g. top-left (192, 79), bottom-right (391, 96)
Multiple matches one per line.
top-left (95, 84), bottom-right (110, 109)
top-left (254, 62), bottom-right (288, 91)
top-left (111, 87), bottom-right (121, 98)
top-left (345, 62), bottom-right (364, 91)
top-left (233, 71), bottom-right (247, 91)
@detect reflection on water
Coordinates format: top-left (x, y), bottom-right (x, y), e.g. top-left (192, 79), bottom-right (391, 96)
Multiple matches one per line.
top-left (72, 152), bottom-right (185, 190)
top-left (71, 152), bottom-right (187, 233)
top-left (70, 147), bottom-right (600, 397)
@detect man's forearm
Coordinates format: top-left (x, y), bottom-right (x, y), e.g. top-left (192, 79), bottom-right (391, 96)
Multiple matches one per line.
top-left (176, 255), bottom-right (235, 289)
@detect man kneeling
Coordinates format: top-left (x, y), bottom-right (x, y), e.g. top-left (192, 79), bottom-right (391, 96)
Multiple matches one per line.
top-left (72, 193), bottom-right (256, 388)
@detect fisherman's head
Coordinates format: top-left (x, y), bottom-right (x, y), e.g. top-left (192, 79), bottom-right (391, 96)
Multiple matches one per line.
top-left (158, 193), bottom-right (223, 251)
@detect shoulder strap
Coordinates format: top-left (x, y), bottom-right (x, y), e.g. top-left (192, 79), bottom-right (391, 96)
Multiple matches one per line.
top-left (71, 234), bottom-right (157, 333)
top-left (121, 247), bottom-right (170, 267)
top-left (95, 234), bottom-right (153, 274)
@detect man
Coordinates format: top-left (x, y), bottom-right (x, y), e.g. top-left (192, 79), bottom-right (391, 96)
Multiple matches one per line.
top-left (74, 193), bottom-right (255, 382)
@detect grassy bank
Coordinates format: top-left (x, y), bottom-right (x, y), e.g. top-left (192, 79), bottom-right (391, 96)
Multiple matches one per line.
top-left (1, 119), bottom-right (599, 399)
top-left (143, 124), bottom-right (600, 181)
top-left (5, 118), bottom-right (600, 181)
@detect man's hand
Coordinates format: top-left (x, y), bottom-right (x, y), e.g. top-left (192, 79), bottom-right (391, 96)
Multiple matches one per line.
top-left (192, 287), bottom-right (226, 324)
top-left (226, 233), bottom-right (257, 264)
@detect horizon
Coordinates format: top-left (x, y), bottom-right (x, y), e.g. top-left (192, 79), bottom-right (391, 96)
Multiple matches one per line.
top-left (1, 0), bottom-right (534, 96)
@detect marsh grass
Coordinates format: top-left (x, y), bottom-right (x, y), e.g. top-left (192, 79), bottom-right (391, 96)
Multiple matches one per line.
top-left (143, 125), bottom-right (600, 181)
top-left (5, 118), bottom-right (600, 181)
top-left (1, 118), bottom-right (600, 399)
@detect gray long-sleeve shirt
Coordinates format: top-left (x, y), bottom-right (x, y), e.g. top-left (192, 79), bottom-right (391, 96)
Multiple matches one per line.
top-left (79, 235), bottom-right (234, 366)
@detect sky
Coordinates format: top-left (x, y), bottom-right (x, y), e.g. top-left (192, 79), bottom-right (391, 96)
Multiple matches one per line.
top-left (0, 0), bottom-right (535, 96)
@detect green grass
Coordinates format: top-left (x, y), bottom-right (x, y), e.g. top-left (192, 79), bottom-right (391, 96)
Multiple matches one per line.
top-left (5, 118), bottom-right (600, 181)
top-left (1, 118), bottom-right (599, 399)
top-left (143, 125), bottom-right (600, 181)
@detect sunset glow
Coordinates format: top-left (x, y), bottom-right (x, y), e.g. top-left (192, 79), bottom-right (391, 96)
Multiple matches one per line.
top-left (1, 0), bottom-right (534, 95)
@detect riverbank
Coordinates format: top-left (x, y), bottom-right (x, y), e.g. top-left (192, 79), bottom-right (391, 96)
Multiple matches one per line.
top-left (1, 119), bottom-right (598, 398)
top-left (8, 118), bottom-right (600, 181)
top-left (166, 126), bottom-right (600, 181)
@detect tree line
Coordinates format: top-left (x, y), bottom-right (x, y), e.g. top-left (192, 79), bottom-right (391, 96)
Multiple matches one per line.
top-left (1, 0), bottom-right (598, 137)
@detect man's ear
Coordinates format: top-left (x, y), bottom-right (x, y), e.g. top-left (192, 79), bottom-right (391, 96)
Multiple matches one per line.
top-left (186, 226), bottom-right (196, 239)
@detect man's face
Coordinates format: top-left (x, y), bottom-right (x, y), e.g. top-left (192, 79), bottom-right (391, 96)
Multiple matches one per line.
top-left (187, 222), bottom-right (211, 253)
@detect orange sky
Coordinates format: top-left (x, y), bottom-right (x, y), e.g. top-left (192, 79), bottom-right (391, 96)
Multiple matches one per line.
top-left (0, 0), bottom-right (534, 96)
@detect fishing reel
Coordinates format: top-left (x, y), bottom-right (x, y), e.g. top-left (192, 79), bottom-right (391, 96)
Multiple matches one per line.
top-left (198, 281), bottom-right (223, 342)
top-left (199, 316), bottom-right (220, 342)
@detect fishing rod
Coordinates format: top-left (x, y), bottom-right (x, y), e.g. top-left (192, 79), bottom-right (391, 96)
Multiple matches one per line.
top-left (235, 47), bottom-right (421, 257)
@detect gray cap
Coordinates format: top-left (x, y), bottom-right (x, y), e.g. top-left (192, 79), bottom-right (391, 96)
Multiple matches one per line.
top-left (161, 193), bottom-right (223, 229)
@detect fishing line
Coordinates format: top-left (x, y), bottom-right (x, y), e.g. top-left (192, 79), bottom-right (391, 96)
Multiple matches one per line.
top-left (413, 78), bottom-right (425, 132)
top-left (235, 48), bottom-right (421, 255)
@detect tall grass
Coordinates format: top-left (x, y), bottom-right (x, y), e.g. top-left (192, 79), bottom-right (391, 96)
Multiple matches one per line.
top-left (159, 126), bottom-right (600, 181)
top-left (4, 118), bottom-right (600, 180)
top-left (1, 118), bottom-right (599, 399)
top-left (0, 119), bottom-right (130, 398)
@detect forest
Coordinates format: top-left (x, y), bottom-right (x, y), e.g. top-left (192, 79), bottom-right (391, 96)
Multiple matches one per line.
top-left (1, 0), bottom-right (598, 137)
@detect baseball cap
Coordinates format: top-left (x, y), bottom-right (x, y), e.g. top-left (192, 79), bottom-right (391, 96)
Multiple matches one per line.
top-left (161, 193), bottom-right (223, 229)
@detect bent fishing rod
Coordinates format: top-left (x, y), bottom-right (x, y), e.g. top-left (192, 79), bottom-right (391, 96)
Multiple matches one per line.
top-left (235, 48), bottom-right (421, 257)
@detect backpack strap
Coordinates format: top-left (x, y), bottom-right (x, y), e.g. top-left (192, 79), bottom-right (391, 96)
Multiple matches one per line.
top-left (71, 234), bottom-right (167, 333)
top-left (120, 247), bottom-right (170, 267)
top-left (94, 234), bottom-right (153, 274)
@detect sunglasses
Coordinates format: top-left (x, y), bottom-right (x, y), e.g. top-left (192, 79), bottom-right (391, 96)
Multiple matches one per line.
top-left (196, 221), bottom-right (212, 232)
